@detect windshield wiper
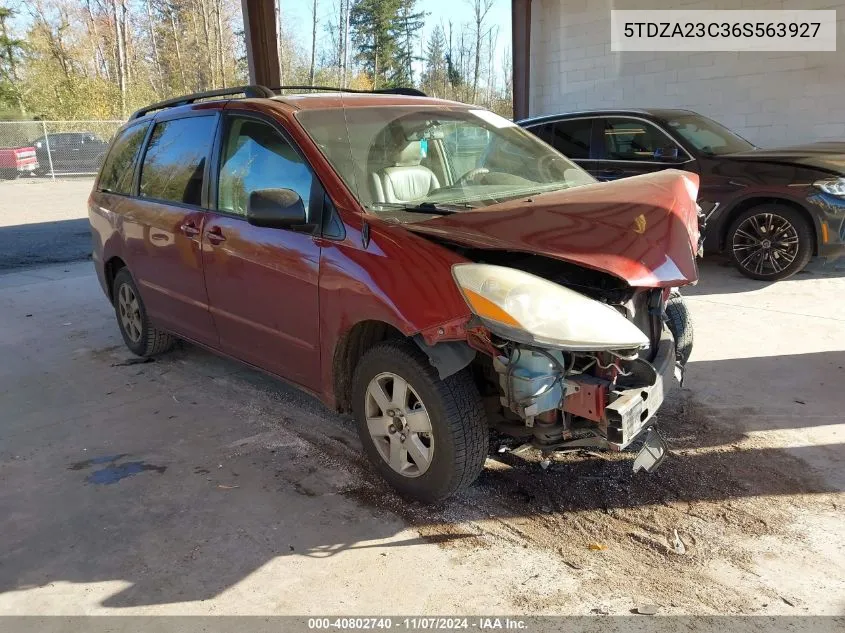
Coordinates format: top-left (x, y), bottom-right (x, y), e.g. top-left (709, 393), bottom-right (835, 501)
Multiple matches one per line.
top-left (375, 201), bottom-right (475, 215)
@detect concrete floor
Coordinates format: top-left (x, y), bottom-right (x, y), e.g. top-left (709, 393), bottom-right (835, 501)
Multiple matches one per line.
top-left (0, 257), bottom-right (843, 616)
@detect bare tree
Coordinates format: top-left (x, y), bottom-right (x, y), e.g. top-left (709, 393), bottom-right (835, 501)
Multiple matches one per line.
top-left (309, 0), bottom-right (317, 85)
top-left (111, 0), bottom-right (128, 115)
top-left (145, 0), bottom-right (163, 94)
top-left (215, 0), bottom-right (226, 87)
top-left (469, 0), bottom-right (493, 104)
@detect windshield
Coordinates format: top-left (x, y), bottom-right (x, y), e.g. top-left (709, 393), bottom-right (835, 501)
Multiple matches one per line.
top-left (666, 114), bottom-right (755, 156)
top-left (295, 105), bottom-right (594, 219)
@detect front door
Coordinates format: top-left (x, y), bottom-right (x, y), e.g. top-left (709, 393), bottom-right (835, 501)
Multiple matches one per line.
top-left (202, 113), bottom-right (322, 390)
top-left (597, 117), bottom-right (691, 181)
top-left (129, 113), bottom-right (219, 345)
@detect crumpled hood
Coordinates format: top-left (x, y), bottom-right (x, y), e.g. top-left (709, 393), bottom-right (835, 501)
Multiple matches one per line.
top-left (405, 169), bottom-right (700, 288)
top-left (725, 143), bottom-right (845, 174)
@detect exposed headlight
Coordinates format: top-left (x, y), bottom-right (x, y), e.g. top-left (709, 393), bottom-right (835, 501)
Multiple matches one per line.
top-left (813, 177), bottom-right (845, 196)
top-left (452, 263), bottom-right (650, 351)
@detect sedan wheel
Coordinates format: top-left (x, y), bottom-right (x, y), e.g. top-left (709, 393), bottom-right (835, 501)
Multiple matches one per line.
top-left (728, 206), bottom-right (813, 281)
top-left (366, 372), bottom-right (435, 477)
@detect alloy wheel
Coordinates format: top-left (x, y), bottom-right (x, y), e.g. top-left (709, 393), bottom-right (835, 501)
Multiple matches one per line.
top-left (732, 212), bottom-right (800, 277)
top-left (365, 371), bottom-right (434, 477)
top-left (117, 283), bottom-right (143, 343)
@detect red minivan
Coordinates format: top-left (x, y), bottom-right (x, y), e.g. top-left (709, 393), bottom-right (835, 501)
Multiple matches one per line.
top-left (89, 86), bottom-right (700, 502)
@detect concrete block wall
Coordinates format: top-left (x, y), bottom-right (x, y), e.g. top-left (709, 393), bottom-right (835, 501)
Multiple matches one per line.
top-left (529, 0), bottom-right (845, 148)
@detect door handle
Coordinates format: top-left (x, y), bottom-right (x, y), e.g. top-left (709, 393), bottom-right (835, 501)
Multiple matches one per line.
top-left (180, 222), bottom-right (200, 237)
top-left (206, 226), bottom-right (226, 244)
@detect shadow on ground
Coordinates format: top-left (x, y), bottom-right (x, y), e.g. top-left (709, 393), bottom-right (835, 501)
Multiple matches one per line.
top-left (0, 218), bottom-right (91, 270)
top-left (685, 254), bottom-right (845, 296)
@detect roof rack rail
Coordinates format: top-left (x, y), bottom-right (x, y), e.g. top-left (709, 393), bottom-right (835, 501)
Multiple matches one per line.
top-left (272, 85), bottom-right (427, 97)
top-left (129, 85), bottom-right (276, 120)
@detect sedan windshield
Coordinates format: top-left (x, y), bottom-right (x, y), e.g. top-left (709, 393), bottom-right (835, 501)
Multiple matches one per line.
top-left (666, 114), bottom-right (755, 156)
top-left (296, 104), bottom-right (594, 219)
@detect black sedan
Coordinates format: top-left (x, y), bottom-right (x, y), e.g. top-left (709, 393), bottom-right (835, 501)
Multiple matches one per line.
top-left (519, 109), bottom-right (845, 280)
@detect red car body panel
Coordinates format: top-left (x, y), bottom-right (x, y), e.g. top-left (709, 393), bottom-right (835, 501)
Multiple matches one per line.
top-left (405, 170), bottom-right (701, 288)
top-left (89, 95), bottom-right (698, 411)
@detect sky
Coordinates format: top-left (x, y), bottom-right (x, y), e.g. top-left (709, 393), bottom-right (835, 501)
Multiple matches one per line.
top-left (282, 0), bottom-right (513, 83)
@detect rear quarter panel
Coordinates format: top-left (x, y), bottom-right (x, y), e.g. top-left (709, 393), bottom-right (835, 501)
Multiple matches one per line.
top-left (88, 190), bottom-right (131, 299)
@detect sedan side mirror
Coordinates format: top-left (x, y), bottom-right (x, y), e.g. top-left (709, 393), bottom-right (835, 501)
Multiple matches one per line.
top-left (246, 188), bottom-right (307, 229)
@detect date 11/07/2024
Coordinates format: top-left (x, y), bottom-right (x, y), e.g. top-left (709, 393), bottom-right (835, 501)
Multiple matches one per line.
top-left (307, 618), bottom-right (528, 630)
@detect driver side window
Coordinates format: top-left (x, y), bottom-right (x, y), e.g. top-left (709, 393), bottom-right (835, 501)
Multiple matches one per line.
top-left (218, 116), bottom-right (314, 220)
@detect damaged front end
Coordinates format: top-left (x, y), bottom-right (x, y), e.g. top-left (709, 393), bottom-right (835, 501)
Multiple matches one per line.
top-left (453, 262), bottom-right (674, 473)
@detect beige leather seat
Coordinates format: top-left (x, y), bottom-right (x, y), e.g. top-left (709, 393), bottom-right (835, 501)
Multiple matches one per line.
top-left (371, 141), bottom-right (440, 204)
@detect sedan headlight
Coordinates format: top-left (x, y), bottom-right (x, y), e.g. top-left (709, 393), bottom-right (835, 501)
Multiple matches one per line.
top-left (813, 177), bottom-right (845, 196)
top-left (452, 263), bottom-right (650, 351)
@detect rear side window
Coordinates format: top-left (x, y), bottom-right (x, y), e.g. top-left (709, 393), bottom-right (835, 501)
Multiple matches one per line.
top-left (140, 116), bottom-right (216, 206)
top-left (99, 123), bottom-right (149, 195)
top-left (548, 120), bottom-right (592, 159)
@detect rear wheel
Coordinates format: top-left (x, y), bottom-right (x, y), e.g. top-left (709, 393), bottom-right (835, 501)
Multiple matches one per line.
top-left (112, 268), bottom-right (175, 357)
top-left (352, 340), bottom-right (488, 503)
top-left (728, 205), bottom-right (813, 280)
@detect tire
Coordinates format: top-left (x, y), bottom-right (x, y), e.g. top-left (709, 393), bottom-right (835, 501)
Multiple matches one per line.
top-left (0, 168), bottom-right (18, 180)
top-left (727, 205), bottom-right (813, 281)
top-left (352, 339), bottom-right (488, 503)
top-left (112, 268), bottom-right (175, 357)
top-left (665, 289), bottom-right (693, 365)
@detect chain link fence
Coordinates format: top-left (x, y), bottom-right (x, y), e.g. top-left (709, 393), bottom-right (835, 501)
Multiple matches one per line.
top-left (0, 120), bottom-right (123, 179)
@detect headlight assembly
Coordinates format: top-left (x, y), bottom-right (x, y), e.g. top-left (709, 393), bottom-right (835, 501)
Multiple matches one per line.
top-left (813, 177), bottom-right (845, 196)
top-left (452, 263), bottom-right (650, 352)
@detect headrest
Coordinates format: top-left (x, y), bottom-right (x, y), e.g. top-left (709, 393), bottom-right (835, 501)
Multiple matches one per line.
top-left (391, 141), bottom-right (423, 167)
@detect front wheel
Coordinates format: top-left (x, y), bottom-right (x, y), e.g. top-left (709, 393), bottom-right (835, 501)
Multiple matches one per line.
top-left (665, 289), bottom-right (693, 365)
top-left (727, 205), bottom-right (813, 281)
top-left (352, 340), bottom-right (488, 503)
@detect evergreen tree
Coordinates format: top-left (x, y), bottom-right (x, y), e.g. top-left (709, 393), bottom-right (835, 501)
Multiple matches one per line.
top-left (421, 25), bottom-right (447, 97)
top-left (349, 0), bottom-right (400, 89)
top-left (391, 0), bottom-right (425, 87)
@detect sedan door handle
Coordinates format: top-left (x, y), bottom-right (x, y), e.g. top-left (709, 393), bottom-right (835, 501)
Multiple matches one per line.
top-left (180, 222), bottom-right (200, 237)
top-left (206, 226), bottom-right (226, 244)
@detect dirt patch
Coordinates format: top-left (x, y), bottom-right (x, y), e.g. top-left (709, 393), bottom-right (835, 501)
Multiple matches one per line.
top-left (342, 390), bottom-right (838, 613)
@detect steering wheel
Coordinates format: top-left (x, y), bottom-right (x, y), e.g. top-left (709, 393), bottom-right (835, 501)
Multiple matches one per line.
top-left (455, 167), bottom-right (489, 186)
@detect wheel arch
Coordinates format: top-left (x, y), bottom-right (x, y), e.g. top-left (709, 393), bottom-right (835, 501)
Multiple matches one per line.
top-left (331, 320), bottom-right (406, 413)
top-left (104, 255), bottom-right (128, 303)
top-left (719, 196), bottom-right (819, 255)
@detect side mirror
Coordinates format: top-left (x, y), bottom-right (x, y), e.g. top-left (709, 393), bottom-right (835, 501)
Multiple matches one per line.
top-left (246, 188), bottom-right (307, 229)
top-left (654, 146), bottom-right (681, 161)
